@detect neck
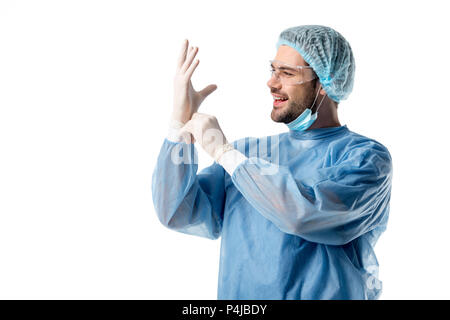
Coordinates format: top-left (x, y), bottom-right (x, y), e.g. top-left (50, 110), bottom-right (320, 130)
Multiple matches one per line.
top-left (307, 96), bottom-right (341, 130)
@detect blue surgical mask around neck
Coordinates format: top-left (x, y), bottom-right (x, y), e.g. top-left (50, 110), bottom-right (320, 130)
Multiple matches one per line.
top-left (286, 86), bottom-right (326, 132)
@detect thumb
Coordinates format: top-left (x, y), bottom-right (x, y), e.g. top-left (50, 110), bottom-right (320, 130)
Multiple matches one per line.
top-left (179, 120), bottom-right (196, 144)
top-left (199, 84), bottom-right (217, 99)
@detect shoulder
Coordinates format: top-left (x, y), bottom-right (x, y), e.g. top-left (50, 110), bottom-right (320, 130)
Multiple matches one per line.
top-left (347, 130), bottom-right (391, 158)
top-left (340, 130), bottom-right (392, 175)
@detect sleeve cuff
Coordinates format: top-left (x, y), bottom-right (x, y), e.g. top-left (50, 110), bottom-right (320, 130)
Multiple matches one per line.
top-left (217, 149), bottom-right (247, 176)
top-left (167, 119), bottom-right (191, 143)
top-left (167, 126), bottom-right (185, 143)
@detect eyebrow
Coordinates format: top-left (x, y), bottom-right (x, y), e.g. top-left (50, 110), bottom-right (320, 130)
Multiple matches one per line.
top-left (270, 62), bottom-right (297, 72)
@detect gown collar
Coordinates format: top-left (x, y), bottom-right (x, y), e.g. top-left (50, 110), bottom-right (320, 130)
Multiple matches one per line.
top-left (288, 124), bottom-right (349, 140)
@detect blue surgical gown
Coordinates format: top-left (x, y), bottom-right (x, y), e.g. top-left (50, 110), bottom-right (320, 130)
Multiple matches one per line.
top-left (151, 125), bottom-right (392, 299)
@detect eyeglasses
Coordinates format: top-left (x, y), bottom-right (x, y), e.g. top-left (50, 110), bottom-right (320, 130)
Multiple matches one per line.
top-left (269, 59), bottom-right (317, 85)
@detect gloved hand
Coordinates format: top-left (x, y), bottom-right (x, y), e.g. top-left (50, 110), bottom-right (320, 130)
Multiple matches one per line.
top-left (180, 113), bottom-right (233, 161)
top-left (171, 39), bottom-right (217, 124)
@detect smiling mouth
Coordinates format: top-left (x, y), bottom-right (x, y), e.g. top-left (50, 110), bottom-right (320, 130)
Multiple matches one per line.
top-left (273, 98), bottom-right (288, 107)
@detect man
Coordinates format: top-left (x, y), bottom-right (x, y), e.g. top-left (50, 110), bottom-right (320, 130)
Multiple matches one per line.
top-left (152, 25), bottom-right (392, 299)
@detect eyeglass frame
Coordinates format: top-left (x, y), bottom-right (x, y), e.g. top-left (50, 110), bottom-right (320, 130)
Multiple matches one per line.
top-left (269, 59), bottom-right (317, 85)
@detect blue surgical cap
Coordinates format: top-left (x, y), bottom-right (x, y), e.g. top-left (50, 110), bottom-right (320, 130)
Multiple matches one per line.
top-left (276, 25), bottom-right (355, 102)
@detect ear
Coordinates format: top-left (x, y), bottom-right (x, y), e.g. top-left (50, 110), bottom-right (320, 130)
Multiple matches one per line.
top-left (315, 79), bottom-right (326, 96)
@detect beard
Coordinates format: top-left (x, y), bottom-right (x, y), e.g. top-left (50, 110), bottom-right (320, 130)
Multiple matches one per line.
top-left (271, 82), bottom-right (318, 124)
top-left (271, 99), bottom-right (308, 124)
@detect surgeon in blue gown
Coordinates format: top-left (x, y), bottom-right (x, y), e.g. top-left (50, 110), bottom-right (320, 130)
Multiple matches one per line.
top-left (152, 25), bottom-right (393, 300)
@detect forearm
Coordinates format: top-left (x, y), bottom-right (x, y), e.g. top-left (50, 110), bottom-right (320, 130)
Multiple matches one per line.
top-left (152, 139), bottom-right (198, 225)
top-left (151, 138), bottom-right (224, 239)
top-left (228, 157), bottom-right (309, 235)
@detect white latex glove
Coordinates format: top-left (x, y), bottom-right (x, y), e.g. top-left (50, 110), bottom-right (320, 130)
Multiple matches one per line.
top-left (171, 39), bottom-right (217, 124)
top-left (179, 113), bottom-right (233, 161)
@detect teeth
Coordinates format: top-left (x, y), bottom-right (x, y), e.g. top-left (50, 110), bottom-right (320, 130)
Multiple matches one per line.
top-left (274, 97), bottom-right (287, 100)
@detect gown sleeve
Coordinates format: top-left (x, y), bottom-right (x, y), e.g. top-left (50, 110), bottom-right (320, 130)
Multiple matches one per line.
top-left (151, 139), bottom-right (226, 240)
top-left (230, 142), bottom-right (393, 245)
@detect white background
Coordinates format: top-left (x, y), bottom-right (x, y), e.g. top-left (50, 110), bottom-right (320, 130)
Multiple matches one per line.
top-left (0, 0), bottom-right (449, 299)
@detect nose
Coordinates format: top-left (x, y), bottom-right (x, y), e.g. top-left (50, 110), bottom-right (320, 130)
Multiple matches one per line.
top-left (267, 73), bottom-right (282, 90)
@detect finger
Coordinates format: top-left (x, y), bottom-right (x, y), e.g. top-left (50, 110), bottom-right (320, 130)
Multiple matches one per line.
top-left (180, 119), bottom-right (194, 133)
top-left (185, 133), bottom-right (195, 144)
top-left (177, 39), bottom-right (189, 70)
top-left (181, 118), bottom-right (201, 136)
top-left (179, 122), bottom-right (195, 144)
top-left (181, 46), bottom-right (197, 73)
top-left (180, 132), bottom-right (195, 144)
top-left (185, 58), bottom-right (200, 80)
top-left (199, 84), bottom-right (217, 98)
top-left (191, 112), bottom-right (207, 120)
top-left (181, 46), bottom-right (198, 74)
